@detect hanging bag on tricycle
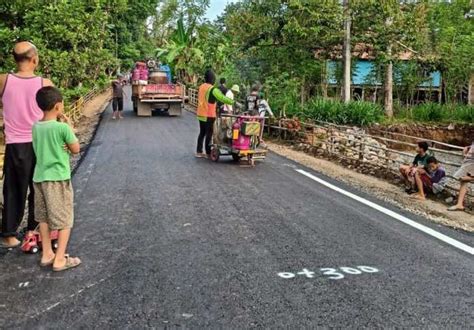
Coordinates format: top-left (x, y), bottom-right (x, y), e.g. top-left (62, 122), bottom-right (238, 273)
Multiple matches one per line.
top-left (241, 121), bottom-right (261, 136)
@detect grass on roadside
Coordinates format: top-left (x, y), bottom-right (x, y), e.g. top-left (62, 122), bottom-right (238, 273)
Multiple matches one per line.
top-left (278, 97), bottom-right (473, 126)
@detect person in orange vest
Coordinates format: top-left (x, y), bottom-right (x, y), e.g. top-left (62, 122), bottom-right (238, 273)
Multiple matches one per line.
top-left (196, 70), bottom-right (237, 158)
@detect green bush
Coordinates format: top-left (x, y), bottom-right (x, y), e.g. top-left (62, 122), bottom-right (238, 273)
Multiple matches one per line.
top-left (396, 102), bottom-right (474, 123)
top-left (343, 101), bottom-right (384, 126)
top-left (411, 103), bottom-right (446, 122)
top-left (287, 98), bottom-right (383, 126)
top-left (456, 105), bottom-right (474, 122)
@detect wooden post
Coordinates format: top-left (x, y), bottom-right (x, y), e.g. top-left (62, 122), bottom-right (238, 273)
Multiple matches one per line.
top-left (329, 128), bottom-right (334, 156)
top-left (384, 48), bottom-right (394, 117)
top-left (359, 137), bottom-right (364, 162)
top-left (322, 60), bottom-right (328, 99)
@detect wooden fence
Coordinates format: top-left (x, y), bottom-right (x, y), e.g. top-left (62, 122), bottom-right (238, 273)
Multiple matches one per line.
top-left (65, 87), bottom-right (110, 124)
top-left (0, 86), bottom-right (110, 176)
top-left (267, 118), bottom-right (472, 201)
top-left (185, 87), bottom-right (471, 203)
top-left (188, 88), bottom-right (198, 108)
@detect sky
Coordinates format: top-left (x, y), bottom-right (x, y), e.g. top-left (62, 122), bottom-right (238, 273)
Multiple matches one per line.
top-left (205, 0), bottom-right (238, 20)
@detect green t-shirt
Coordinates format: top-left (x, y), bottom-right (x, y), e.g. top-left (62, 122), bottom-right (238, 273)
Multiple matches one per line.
top-left (412, 153), bottom-right (430, 167)
top-left (32, 120), bottom-right (78, 183)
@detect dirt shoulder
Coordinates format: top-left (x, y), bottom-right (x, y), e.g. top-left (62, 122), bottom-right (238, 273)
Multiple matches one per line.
top-left (71, 89), bottom-right (111, 171)
top-left (267, 141), bottom-right (474, 232)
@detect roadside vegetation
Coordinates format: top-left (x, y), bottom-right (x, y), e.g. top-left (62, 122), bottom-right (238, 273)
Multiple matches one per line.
top-left (0, 0), bottom-right (159, 102)
top-left (155, 0), bottom-right (473, 126)
top-left (281, 99), bottom-right (473, 126)
top-left (1, 0), bottom-right (472, 125)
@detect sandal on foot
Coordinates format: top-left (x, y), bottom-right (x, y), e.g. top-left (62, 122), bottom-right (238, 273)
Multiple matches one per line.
top-left (40, 256), bottom-right (56, 267)
top-left (53, 255), bottom-right (81, 272)
top-left (447, 206), bottom-right (465, 212)
top-left (0, 241), bottom-right (21, 249)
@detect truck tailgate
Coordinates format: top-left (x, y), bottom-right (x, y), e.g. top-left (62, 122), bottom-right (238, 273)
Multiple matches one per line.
top-left (142, 84), bottom-right (183, 95)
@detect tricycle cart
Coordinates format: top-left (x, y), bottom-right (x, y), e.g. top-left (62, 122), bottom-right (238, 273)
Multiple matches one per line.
top-left (210, 114), bottom-right (267, 166)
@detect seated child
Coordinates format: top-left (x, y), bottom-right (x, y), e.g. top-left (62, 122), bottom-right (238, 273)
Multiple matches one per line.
top-left (413, 156), bottom-right (446, 201)
top-left (399, 141), bottom-right (431, 194)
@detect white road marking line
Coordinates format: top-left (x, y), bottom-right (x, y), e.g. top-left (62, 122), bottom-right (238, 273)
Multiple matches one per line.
top-left (296, 169), bottom-right (474, 255)
top-left (28, 277), bottom-right (110, 319)
top-left (45, 302), bottom-right (61, 312)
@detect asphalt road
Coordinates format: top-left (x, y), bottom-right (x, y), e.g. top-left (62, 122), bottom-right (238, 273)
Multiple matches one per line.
top-left (1, 93), bottom-right (473, 328)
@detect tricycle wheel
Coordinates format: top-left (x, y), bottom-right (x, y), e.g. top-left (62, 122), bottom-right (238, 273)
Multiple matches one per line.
top-left (210, 147), bottom-right (220, 162)
top-left (232, 154), bottom-right (241, 162)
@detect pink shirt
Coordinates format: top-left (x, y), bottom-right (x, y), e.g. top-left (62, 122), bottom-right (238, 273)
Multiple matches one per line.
top-left (1, 74), bottom-right (43, 144)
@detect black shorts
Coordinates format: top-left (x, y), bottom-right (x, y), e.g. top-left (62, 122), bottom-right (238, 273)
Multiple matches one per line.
top-left (112, 97), bottom-right (123, 111)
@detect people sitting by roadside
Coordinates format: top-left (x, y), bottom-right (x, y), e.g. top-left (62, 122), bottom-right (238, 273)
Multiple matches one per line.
top-left (399, 141), bottom-right (431, 194)
top-left (448, 141), bottom-right (474, 211)
top-left (412, 156), bottom-right (446, 201)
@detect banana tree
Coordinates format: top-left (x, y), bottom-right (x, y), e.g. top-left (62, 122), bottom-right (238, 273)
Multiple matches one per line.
top-left (156, 17), bottom-right (203, 84)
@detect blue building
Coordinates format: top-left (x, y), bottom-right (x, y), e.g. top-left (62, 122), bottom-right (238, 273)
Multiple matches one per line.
top-left (326, 59), bottom-right (442, 103)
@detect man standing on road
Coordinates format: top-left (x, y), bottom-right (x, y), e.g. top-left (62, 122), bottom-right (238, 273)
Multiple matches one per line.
top-left (196, 70), bottom-right (236, 158)
top-left (0, 41), bottom-right (54, 248)
top-left (111, 74), bottom-right (126, 120)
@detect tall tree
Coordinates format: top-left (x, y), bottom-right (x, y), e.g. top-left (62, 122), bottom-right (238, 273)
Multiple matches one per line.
top-left (342, 0), bottom-right (352, 104)
top-left (0, 0), bottom-right (159, 99)
top-left (351, 0), bottom-right (430, 116)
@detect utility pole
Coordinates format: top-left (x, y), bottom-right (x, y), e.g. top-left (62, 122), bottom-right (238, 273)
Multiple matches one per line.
top-left (384, 17), bottom-right (394, 118)
top-left (342, 0), bottom-right (351, 104)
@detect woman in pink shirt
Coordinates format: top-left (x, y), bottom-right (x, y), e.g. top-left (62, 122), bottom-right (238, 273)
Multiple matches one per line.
top-left (0, 42), bottom-right (53, 248)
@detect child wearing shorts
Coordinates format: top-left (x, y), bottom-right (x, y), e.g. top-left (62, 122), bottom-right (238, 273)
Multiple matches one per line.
top-left (33, 86), bottom-right (81, 271)
top-left (412, 156), bottom-right (446, 200)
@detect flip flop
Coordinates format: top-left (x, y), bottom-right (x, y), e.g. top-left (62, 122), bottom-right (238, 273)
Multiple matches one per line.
top-left (53, 255), bottom-right (81, 272)
top-left (0, 241), bottom-right (21, 249)
top-left (40, 256), bottom-right (56, 267)
top-left (447, 206), bottom-right (465, 212)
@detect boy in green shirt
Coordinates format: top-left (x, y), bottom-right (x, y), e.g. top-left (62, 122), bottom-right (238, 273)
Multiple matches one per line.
top-left (33, 86), bottom-right (81, 271)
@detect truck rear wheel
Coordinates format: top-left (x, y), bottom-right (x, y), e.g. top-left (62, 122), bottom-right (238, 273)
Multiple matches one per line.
top-left (168, 103), bottom-right (182, 117)
top-left (137, 102), bottom-right (152, 117)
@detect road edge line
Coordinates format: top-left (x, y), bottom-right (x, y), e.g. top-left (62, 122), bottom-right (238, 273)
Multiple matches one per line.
top-left (295, 169), bottom-right (474, 255)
